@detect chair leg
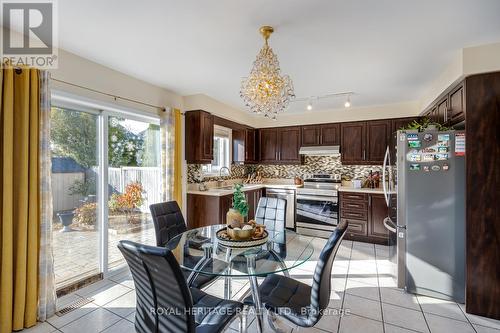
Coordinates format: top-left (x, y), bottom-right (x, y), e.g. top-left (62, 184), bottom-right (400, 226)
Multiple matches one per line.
top-left (239, 306), bottom-right (248, 333)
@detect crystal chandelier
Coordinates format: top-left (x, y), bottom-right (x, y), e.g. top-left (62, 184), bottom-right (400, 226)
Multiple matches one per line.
top-left (240, 26), bottom-right (295, 119)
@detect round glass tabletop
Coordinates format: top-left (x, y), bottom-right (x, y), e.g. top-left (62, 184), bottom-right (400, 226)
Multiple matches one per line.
top-left (167, 224), bottom-right (314, 277)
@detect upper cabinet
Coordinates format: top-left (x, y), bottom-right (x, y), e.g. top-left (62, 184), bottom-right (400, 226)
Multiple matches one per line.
top-left (341, 120), bottom-right (391, 165)
top-left (244, 128), bottom-right (258, 163)
top-left (259, 126), bottom-right (302, 164)
top-left (366, 120), bottom-right (391, 163)
top-left (185, 110), bottom-right (214, 163)
top-left (233, 128), bottom-right (258, 164)
top-left (259, 128), bottom-right (279, 163)
top-left (422, 80), bottom-right (465, 127)
top-left (320, 123), bottom-right (340, 145)
top-left (301, 123), bottom-right (340, 146)
top-left (391, 117), bottom-right (420, 133)
top-left (341, 122), bottom-right (366, 164)
top-left (301, 125), bottom-right (320, 146)
top-left (448, 83), bottom-right (465, 124)
top-left (279, 126), bottom-right (301, 162)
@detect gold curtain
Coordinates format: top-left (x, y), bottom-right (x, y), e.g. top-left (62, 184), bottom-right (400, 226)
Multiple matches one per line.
top-left (173, 108), bottom-right (182, 207)
top-left (0, 67), bottom-right (40, 332)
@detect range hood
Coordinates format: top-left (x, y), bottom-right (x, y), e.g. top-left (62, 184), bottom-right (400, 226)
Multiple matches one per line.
top-left (299, 145), bottom-right (340, 156)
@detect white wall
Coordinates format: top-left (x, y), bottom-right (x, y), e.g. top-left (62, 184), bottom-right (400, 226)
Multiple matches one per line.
top-left (419, 42), bottom-right (500, 111)
top-left (51, 49), bottom-right (183, 115)
top-left (253, 101), bottom-right (420, 128)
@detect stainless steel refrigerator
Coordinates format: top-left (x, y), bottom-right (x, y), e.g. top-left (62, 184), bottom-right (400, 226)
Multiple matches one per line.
top-left (382, 130), bottom-right (466, 303)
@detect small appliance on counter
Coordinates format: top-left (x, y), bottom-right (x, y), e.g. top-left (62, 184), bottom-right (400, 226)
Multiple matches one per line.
top-left (295, 174), bottom-right (340, 238)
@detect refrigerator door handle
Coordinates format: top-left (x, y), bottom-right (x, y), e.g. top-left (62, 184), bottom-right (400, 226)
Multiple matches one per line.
top-left (382, 146), bottom-right (390, 207)
top-left (383, 217), bottom-right (397, 233)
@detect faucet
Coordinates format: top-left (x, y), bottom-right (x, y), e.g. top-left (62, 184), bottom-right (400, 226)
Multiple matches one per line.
top-left (217, 167), bottom-right (231, 187)
top-left (219, 166), bottom-right (230, 177)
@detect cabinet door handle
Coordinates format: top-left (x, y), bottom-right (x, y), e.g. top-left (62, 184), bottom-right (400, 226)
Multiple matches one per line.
top-left (369, 196), bottom-right (372, 207)
top-left (363, 149), bottom-right (366, 160)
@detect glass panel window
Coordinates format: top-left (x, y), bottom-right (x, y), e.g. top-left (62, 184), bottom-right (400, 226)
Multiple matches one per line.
top-left (50, 107), bottom-right (100, 288)
top-left (202, 125), bottom-right (231, 175)
top-left (107, 116), bottom-right (161, 270)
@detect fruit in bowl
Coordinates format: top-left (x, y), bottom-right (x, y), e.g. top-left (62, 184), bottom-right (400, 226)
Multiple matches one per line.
top-left (227, 219), bottom-right (265, 240)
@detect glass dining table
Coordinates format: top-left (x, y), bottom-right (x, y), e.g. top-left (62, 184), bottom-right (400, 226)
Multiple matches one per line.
top-left (167, 224), bottom-right (315, 332)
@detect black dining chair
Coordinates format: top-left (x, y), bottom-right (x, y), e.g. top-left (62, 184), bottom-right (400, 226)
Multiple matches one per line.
top-left (242, 220), bottom-right (348, 330)
top-left (118, 240), bottom-right (244, 333)
top-left (149, 201), bottom-right (219, 289)
top-left (255, 197), bottom-right (287, 257)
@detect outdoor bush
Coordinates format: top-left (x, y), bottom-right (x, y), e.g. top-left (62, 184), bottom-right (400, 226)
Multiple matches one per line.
top-left (108, 182), bottom-right (145, 224)
top-left (74, 203), bottom-right (97, 226)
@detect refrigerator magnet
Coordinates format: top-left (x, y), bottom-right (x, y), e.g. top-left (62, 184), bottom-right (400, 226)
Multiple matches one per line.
top-left (423, 154), bottom-right (434, 162)
top-left (408, 140), bottom-right (421, 148)
top-left (423, 133), bottom-right (433, 141)
top-left (438, 134), bottom-right (450, 141)
top-left (410, 164), bottom-right (421, 171)
top-left (438, 146), bottom-right (448, 153)
top-left (407, 133), bottom-right (418, 141)
top-left (423, 165), bottom-right (430, 172)
top-left (431, 165), bottom-right (441, 171)
top-left (409, 154), bottom-right (421, 162)
top-left (442, 163), bottom-right (449, 171)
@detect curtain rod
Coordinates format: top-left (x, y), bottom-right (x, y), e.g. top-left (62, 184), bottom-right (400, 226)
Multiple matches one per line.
top-left (49, 74), bottom-right (167, 112)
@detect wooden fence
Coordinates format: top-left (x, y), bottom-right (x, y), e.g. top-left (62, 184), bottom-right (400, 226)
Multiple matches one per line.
top-left (52, 167), bottom-right (162, 213)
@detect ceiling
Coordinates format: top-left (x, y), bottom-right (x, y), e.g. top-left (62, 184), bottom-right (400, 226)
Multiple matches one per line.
top-left (58, 0), bottom-right (500, 113)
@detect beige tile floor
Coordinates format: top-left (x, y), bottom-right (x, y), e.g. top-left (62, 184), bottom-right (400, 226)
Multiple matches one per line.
top-left (26, 240), bottom-right (500, 333)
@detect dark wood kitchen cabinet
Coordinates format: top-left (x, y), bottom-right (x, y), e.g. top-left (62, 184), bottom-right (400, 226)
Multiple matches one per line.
top-left (369, 194), bottom-right (389, 240)
top-left (185, 110), bottom-right (214, 163)
top-left (187, 188), bottom-right (263, 228)
top-left (436, 96), bottom-right (448, 124)
top-left (259, 126), bottom-right (302, 164)
top-left (448, 83), bottom-right (465, 124)
top-left (301, 123), bottom-right (340, 146)
top-left (391, 117), bottom-right (420, 133)
top-left (301, 125), bottom-right (320, 146)
top-left (341, 120), bottom-right (391, 165)
top-left (321, 123), bottom-right (341, 145)
top-left (244, 128), bottom-right (258, 163)
top-left (259, 128), bottom-right (279, 163)
top-left (422, 80), bottom-right (465, 127)
top-left (366, 120), bottom-right (391, 163)
top-left (341, 122), bottom-right (366, 164)
top-left (278, 126), bottom-right (301, 162)
top-left (340, 191), bottom-right (388, 244)
top-left (233, 128), bottom-right (258, 164)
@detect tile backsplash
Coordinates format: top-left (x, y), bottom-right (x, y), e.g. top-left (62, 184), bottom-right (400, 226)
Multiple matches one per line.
top-left (187, 156), bottom-right (381, 183)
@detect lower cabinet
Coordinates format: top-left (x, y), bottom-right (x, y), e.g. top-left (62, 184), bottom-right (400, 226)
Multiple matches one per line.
top-left (187, 188), bottom-right (263, 229)
top-left (340, 192), bottom-right (388, 244)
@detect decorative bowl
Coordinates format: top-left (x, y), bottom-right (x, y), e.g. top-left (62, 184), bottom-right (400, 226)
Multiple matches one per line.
top-left (227, 225), bottom-right (255, 240)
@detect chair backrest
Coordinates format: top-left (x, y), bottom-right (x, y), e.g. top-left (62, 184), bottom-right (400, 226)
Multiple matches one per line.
top-left (255, 197), bottom-right (286, 232)
top-left (149, 201), bottom-right (187, 247)
top-left (307, 220), bottom-right (348, 325)
top-left (118, 240), bottom-right (196, 333)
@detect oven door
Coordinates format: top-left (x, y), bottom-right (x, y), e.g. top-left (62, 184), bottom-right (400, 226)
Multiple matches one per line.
top-left (296, 194), bottom-right (338, 226)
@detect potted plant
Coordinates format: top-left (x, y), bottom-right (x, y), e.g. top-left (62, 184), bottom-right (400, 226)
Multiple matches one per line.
top-left (57, 210), bottom-right (75, 232)
top-left (226, 184), bottom-right (249, 226)
top-left (400, 117), bottom-right (451, 132)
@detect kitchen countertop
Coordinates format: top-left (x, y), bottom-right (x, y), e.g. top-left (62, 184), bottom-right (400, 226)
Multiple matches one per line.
top-left (187, 183), bottom-right (300, 197)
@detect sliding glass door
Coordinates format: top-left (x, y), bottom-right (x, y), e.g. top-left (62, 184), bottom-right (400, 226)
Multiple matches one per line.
top-left (107, 116), bottom-right (161, 270)
top-left (50, 107), bottom-right (101, 288)
top-left (50, 101), bottom-right (161, 290)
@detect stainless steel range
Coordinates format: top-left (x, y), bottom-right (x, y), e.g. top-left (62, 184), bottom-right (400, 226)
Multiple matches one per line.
top-left (295, 174), bottom-right (341, 238)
